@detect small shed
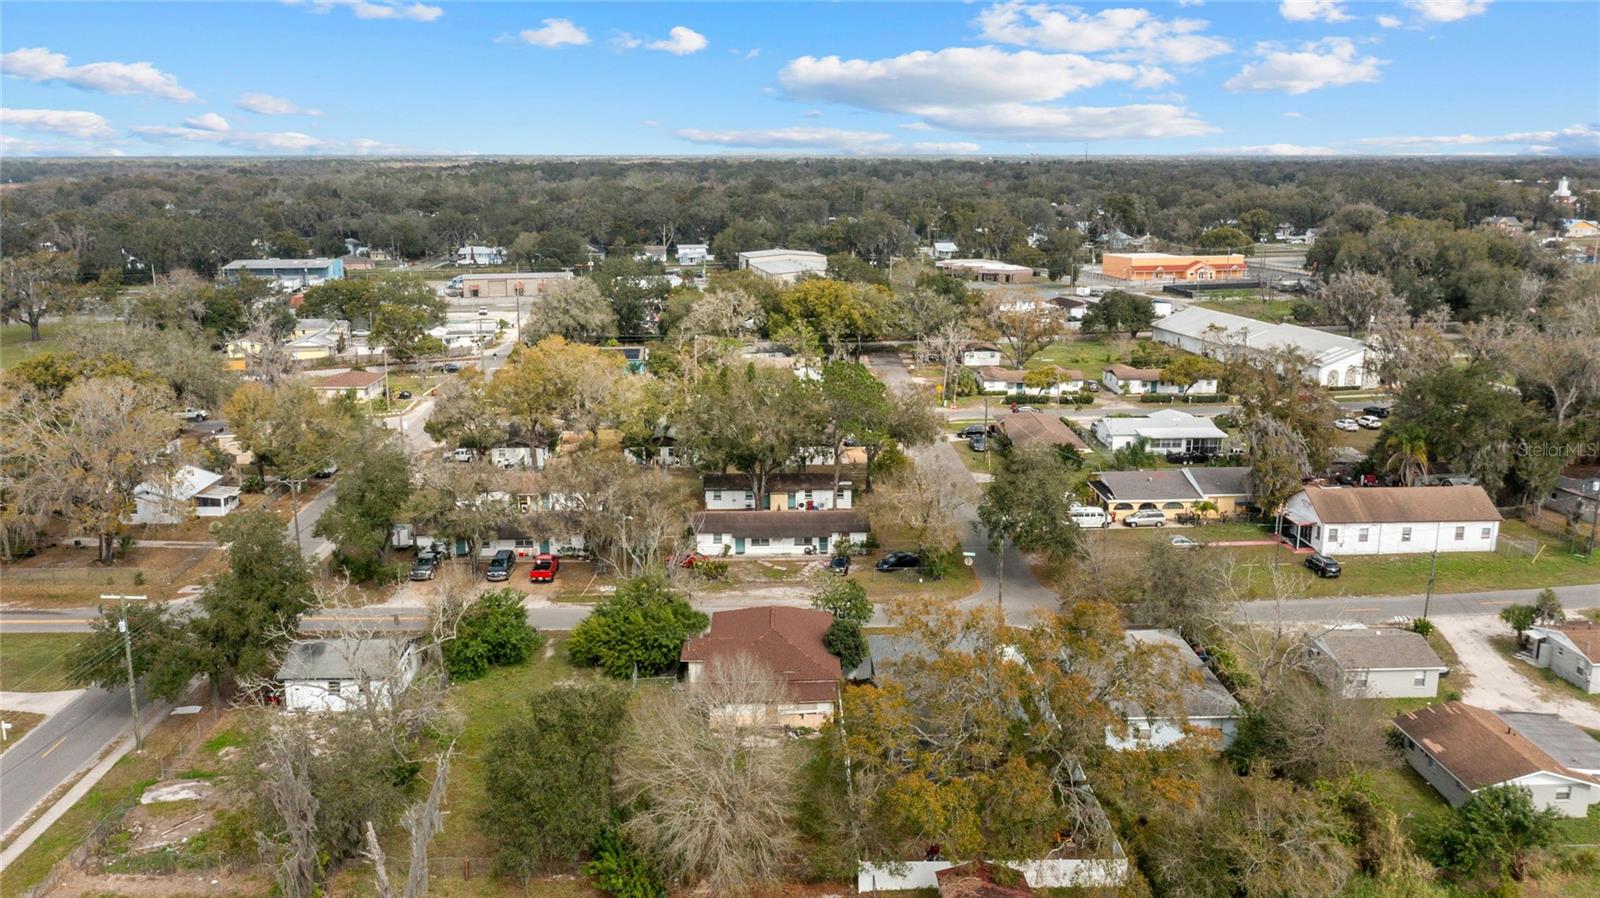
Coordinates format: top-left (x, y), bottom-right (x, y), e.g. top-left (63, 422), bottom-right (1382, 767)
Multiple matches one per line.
top-left (275, 637), bottom-right (421, 712)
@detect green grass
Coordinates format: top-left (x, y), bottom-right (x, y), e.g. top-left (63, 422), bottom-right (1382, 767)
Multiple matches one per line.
top-left (1365, 764), bottom-right (1453, 838)
top-left (201, 728), bottom-right (245, 754)
top-left (1197, 297), bottom-right (1304, 324)
top-left (0, 633), bottom-right (86, 692)
top-left (1029, 337), bottom-right (1123, 378)
top-left (0, 322), bottom-right (69, 369)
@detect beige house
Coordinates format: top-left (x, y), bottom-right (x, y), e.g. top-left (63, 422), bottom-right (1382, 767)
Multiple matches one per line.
top-left (935, 258), bottom-right (1034, 284)
top-left (1089, 467), bottom-right (1251, 521)
top-left (312, 370), bottom-right (385, 401)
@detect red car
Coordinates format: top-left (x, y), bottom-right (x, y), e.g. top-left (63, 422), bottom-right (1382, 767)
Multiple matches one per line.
top-left (675, 551), bottom-right (707, 569)
top-left (527, 553), bottom-right (559, 583)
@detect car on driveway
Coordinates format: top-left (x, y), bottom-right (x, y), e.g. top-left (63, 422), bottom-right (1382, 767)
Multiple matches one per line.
top-left (396, 390), bottom-right (413, 400)
top-left (1333, 418), bottom-right (1359, 432)
top-left (1305, 552), bottom-right (1342, 578)
top-left (1169, 535), bottom-right (1200, 549)
top-left (675, 551), bottom-right (707, 569)
top-left (958, 424), bottom-right (987, 439)
top-left (1122, 509), bottom-right (1168, 528)
top-left (442, 363), bottom-right (462, 373)
top-left (1356, 415), bottom-right (1383, 430)
top-left (175, 407), bottom-right (209, 422)
top-left (1011, 404), bottom-right (1039, 414)
top-left (968, 433), bottom-right (987, 452)
top-left (484, 549), bottom-right (515, 581)
top-left (875, 551), bottom-right (921, 572)
top-left (828, 555), bottom-right (851, 575)
top-left (527, 553), bottom-right (559, 583)
top-left (409, 548), bottom-right (443, 581)
top-left (1168, 450), bottom-right (1213, 465)
top-left (1362, 406), bottom-right (1391, 419)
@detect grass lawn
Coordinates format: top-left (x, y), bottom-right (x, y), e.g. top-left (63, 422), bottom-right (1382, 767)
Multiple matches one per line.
top-left (0, 710), bottom-right (46, 747)
top-left (1, 543), bottom-right (224, 609)
top-left (0, 322), bottom-right (68, 369)
top-left (0, 633), bottom-right (87, 692)
top-left (1029, 336), bottom-right (1124, 379)
top-left (1365, 764), bottom-right (1453, 838)
top-left (850, 554), bottom-right (980, 604)
top-left (1197, 297), bottom-right (1304, 324)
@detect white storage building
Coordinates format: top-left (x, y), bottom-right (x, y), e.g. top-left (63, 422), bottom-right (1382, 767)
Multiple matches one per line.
top-left (1152, 306), bottom-right (1371, 388)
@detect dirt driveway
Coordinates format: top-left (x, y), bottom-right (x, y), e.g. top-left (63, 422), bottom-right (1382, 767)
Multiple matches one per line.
top-left (1430, 614), bottom-right (1600, 728)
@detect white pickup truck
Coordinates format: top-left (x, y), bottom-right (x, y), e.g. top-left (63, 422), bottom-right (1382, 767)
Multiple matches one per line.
top-left (175, 407), bottom-right (209, 422)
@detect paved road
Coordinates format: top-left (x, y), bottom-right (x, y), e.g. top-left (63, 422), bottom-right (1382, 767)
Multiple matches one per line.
top-left (0, 685), bottom-right (145, 839)
top-left (1238, 582), bottom-right (1600, 625)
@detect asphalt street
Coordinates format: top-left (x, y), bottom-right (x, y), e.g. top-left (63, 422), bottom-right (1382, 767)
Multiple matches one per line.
top-left (0, 685), bottom-right (147, 839)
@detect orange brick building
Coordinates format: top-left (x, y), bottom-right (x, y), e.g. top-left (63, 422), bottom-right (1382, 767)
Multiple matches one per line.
top-left (1102, 252), bottom-right (1248, 283)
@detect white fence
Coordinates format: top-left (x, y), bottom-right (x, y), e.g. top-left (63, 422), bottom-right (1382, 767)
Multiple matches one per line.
top-left (857, 855), bottom-right (1129, 891)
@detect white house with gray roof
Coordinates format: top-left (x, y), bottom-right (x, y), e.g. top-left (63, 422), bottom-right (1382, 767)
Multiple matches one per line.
top-left (1152, 306), bottom-right (1371, 388)
top-left (1308, 625), bottom-right (1448, 699)
top-left (1091, 409), bottom-right (1227, 455)
top-left (1110, 629), bottom-right (1242, 751)
top-left (275, 637), bottom-right (421, 712)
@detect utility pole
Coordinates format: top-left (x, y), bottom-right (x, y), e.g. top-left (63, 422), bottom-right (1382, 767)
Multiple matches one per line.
top-left (286, 476), bottom-right (305, 555)
top-left (102, 593), bottom-right (148, 751)
top-left (1423, 525), bottom-right (1443, 619)
top-left (1587, 494), bottom-right (1598, 560)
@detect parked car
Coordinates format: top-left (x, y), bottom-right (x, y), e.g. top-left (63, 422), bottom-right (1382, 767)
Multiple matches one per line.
top-left (1086, 381), bottom-right (1100, 392)
top-left (1068, 505), bottom-right (1111, 529)
top-left (352, 329), bottom-right (371, 339)
top-left (396, 390), bottom-right (413, 400)
top-left (1362, 406), bottom-right (1391, 418)
top-left (958, 424), bottom-right (987, 439)
top-left (527, 553), bottom-right (560, 583)
top-left (451, 447), bottom-right (477, 463)
top-left (675, 551), bottom-right (710, 568)
top-left (1012, 404), bottom-right (1039, 414)
top-left (1169, 535), bottom-right (1200, 549)
top-left (1356, 415), bottom-right (1383, 430)
top-left (484, 549), bottom-right (515, 581)
top-left (409, 548), bottom-right (442, 581)
top-left (968, 433), bottom-right (987, 452)
top-left (1122, 509), bottom-right (1168, 528)
top-left (1305, 553), bottom-right (1342, 578)
top-left (875, 551), bottom-right (922, 572)
top-left (175, 407), bottom-right (209, 422)
top-left (828, 555), bottom-right (851, 575)
top-left (315, 464), bottom-right (338, 479)
top-left (442, 363), bottom-right (462, 373)
top-left (1333, 418), bottom-right (1359, 432)
top-left (1168, 450), bottom-right (1213, 465)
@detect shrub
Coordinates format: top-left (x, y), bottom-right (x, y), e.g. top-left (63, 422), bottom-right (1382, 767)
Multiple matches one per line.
top-left (586, 828), bottom-right (668, 898)
top-left (1409, 618), bottom-right (1435, 637)
top-left (694, 558), bottom-right (729, 581)
top-left (823, 619), bottom-right (868, 671)
top-left (921, 544), bottom-right (966, 580)
top-left (443, 588), bottom-right (543, 681)
top-left (568, 573), bottom-right (708, 678)
top-left (1138, 393), bottom-right (1176, 404)
top-left (810, 577), bottom-right (872, 625)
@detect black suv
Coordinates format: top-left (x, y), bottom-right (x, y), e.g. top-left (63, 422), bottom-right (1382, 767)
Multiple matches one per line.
top-left (1362, 406), bottom-right (1391, 419)
top-left (409, 547), bottom-right (443, 581)
top-left (1169, 450), bottom-right (1212, 465)
top-left (958, 424), bottom-right (987, 439)
top-left (828, 555), bottom-right (851, 575)
top-left (1304, 552), bottom-right (1342, 578)
top-left (875, 551), bottom-right (922, 572)
top-left (968, 433), bottom-right (987, 452)
top-left (484, 549), bottom-right (515, 581)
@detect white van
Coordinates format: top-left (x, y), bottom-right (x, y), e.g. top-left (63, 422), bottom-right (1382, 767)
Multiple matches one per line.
top-left (1068, 505), bottom-right (1110, 529)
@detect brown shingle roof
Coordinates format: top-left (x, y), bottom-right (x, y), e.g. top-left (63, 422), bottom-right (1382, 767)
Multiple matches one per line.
top-left (702, 472), bottom-right (842, 492)
top-left (978, 366), bottom-right (1029, 383)
top-left (1106, 363), bottom-right (1163, 381)
top-left (1302, 485), bottom-right (1502, 524)
top-left (937, 862), bottom-right (1034, 898)
top-left (1554, 621), bottom-right (1600, 663)
top-left (1393, 702), bottom-right (1598, 790)
top-left (681, 607), bottom-right (841, 703)
top-left (691, 509), bottom-right (868, 539)
top-left (313, 370), bottom-right (385, 391)
top-left (996, 412), bottom-right (1087, 451)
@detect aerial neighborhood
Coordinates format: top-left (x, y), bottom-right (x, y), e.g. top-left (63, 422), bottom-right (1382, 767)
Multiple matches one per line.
top-left (1, 7), bottom-right (1598, 895)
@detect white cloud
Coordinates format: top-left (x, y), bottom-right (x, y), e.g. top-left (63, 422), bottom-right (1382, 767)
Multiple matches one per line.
top-left (303, 0), bottom-right (443, 22)
top-left (1403, 0), bottom-right (1491, 23)
top-left (974, 3), bottom-right (1229, 64)
top-left (0, 47), bottom-right (197, 102)
top-left (519, 18), bottom-right (589, 48)
top-left (778, 45), bottom-right (1212, 142)
top-left (673, 125), bottom-right (979, 154)
top-left (237, 92), bottom-right (322, 116)
top-left (611, 32), bottom-right (643, 51)
top-left (1376, 14), bottom-right (1404, 27)
top-left (899, 121), bottom-right (935, 131)
top-left (1200, 143), bottom-right (1338, 156)
top-left (801, 109), bottom-right (823, 118)
top-left (0, 107), bottom-right (115, 139)
top-left (1355, 123), bottom-right (1600, 155)
top-left (1282, 111), bottom-right (1305, 118)
top-left (1224, 38), bottom-right (1385, 94)
top-left (1133, 66), bottom-right (1176, 89)
top-left (184, 112), bottom-right (230, 132)
top-left (648, 26), bottom-right (708, 55)
top-left (1279, 1), bottom-right (1351, 23)
top-left (0, 133), bottom-right (125, 157)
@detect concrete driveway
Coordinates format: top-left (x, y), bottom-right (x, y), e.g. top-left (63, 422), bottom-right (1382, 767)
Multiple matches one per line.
top-left (1430, 614), bottom-right (1600, 729)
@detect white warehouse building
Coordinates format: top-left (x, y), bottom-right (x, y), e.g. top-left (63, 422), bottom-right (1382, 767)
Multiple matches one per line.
top-left (1152, 306), bottom-right (1372, 388)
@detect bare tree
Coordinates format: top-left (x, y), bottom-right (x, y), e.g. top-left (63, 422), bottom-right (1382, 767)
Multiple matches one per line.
top-left (258, 719), bottom-right (321, 898)
top-left (917, 319), bottom-right (975, 402)
top-left (534, 449), bottom-right (692, 575)
top-left (1316, 270), bottom-right (1399, 337)
top-left (1499, 291), bottom-right (1600, 428)
top-left (615, 653), bottom-right (800, 895)
top-left (675, 287), bottom-right (764, 338)
top-left (239, 305), bottom-right (297, 387)
top-left (872, 462), bottom-right (963, 550)
top-left (985, 291), bottom-right (1061, 368)
top-left (1366, 306), bottom-right (1452, 389)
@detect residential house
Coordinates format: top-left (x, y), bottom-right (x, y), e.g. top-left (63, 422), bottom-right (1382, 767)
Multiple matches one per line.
top-left (691, 509), bottom-right (869, 557)
top-left (1101, 253), bottom-right (1248, 284)
top-left (995, 412), bottom-right (1088, 453)
top-left (960, 342), bottom-right (1004, 367)
top-left (1480, 216), bottom-right (1526, 236)
top-left (311, 369), bottom-right (386, 402)
top-left (738, 248), bottom-right (828, 284)
top-left (635, 244), bottom-right (669, 263)
top-left (1522, 621), bottom-right (1600, 694)
top-left (1091, 409), bottom-right (1227, 455)
top-left (1279, 485), bottom-right (1502, 556)
top-left (275, 637), bottom-right (421, 713)
top-left (675, 243), bottom-right (709, 265)
top-left (976, 366), bottom-right (1085, 398)
top-left (128, 465), bottom-right (240, 525)
top-left (1109, 629), bottom-right (1242, 750)
top-left (1089, 466), bottom-right (1251, 522)
top-left (1152, 306), bottom-right (1372, 388)
top-left (1496, 712), bottom-right (1600, 776)
top-left (931, 240), bottom-right (959, 260)
top-left (454, 245), bottom-right (506, 265)
top-left (221, 257), bottom-right (345, 289)
top-left (935, 258), bottom-right (1034, 284)
top-left (703, 473), bottom-right (852, 511)
top-left (457, 271), bottom-right (573, 298)
top-left (489, 442), bottom-right (549, 470)
top-left (680, 606), bottom-right (841, 727)
top-left (1101, 363), bottom-right (1219, 396)
top-left (1307, 626), bottom-right (1447, 699)
top-left (1050, 295), bottom-right (1091, 322)
top-left (600, 345), bottom-right (649, 373)
top-left (1547, 475), bottom-right (1599, 524)
top-left (1561, 219), bottom-right (1600, 238)
top-left (1393, 702), bottom-right (1600, 817)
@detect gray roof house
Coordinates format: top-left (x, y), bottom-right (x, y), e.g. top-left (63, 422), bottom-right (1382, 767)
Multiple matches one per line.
top-left (1498, 712), bottom-right (1600, 776)
top-left (275, 637), bottom-right (421, 712)
top-left (1089, 466), bottom-right (1251, 522)
top-left (1308, 626), bottom-right (1448, 699)
top-left (1110, 630), bottom-right (1242, 751)
top-left (1394, 703), bottom-right (1600, 817)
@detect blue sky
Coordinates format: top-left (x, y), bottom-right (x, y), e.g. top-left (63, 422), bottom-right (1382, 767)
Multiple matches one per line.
top-left (1, 1), bottom-right (1596, 157)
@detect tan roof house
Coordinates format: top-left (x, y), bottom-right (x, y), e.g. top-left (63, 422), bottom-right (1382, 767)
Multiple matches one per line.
top-left (1281, 485), bottom-right (1502, 556)
top-left (312, 370), bottom-right (385, 402)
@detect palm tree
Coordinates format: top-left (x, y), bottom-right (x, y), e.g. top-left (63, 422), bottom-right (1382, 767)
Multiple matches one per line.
top-left (1383, 426), bottom-right (1430, 486)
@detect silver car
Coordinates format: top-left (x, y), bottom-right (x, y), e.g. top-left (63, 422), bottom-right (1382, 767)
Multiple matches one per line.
top-left (1122, 509), bottom-right (1168, 528)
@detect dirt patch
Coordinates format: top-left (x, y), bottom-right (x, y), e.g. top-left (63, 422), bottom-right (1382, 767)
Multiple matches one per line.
top-left (1431, 614), bottom-right (1600, 728)
top-left (1, 544), bottom-right (222, 608)
top-left (49, 867), bottom-right (268, 898)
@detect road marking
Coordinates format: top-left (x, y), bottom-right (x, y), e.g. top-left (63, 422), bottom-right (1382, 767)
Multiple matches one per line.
top-left (39, 735), bottom-right (67, 759)
top-left (0, 619), bottom-right (95, 624)
top-left (1478, 600), bottom-right (1514, 606)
